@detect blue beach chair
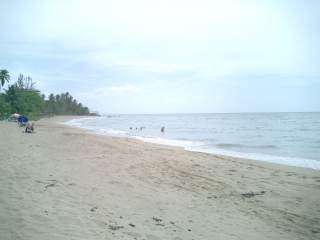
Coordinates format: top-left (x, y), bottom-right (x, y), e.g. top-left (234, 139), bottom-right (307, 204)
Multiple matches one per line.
top-left (18, 115), bottom-right (28, 126)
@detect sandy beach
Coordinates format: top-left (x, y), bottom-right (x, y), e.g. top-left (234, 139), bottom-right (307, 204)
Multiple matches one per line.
top-left (0, 116), bottom-right (319, 240)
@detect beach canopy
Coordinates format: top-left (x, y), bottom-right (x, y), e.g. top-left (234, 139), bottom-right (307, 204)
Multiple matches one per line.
top-left (17, 115), bottom-right (28, 124)
top-left (11, 113), bottom-right (20, 118)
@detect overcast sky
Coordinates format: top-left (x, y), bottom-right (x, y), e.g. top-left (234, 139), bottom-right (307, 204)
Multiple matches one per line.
top-left (1, 0), bottom-right (319, 113)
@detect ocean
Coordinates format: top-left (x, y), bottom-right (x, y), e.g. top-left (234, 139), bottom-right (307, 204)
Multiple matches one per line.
top-left (64, 112), bottom-right (320, 170)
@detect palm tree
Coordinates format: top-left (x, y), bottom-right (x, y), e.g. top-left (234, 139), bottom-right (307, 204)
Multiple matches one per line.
top-left (0, 69), bottom-right (10, 90)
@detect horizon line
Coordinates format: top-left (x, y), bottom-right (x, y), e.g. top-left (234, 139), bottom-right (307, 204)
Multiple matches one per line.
top-left (97, 111), bottom-right (320, 115)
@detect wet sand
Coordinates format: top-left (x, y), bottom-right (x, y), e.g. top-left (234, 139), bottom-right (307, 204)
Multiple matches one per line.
top-left (0, 116), bottom-right (319, 240)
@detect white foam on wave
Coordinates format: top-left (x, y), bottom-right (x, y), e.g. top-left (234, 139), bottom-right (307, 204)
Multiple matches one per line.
top-left (132, 136), bottom-right (320, 170)
top-left (63, 117), bottom-right (99, 128)
top-left (64, 118), bottom-right (128, 136)
top-left (106, 129), bottom-right (127, 135)
top-left (133, 136), bottom-right (202, 148)
top-left (63, 118), bottom-right (320, 170)
top-left (189, 146), bottom-right (320, 170)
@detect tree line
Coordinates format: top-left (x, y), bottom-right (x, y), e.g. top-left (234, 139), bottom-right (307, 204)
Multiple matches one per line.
top-left (0, 69), bottom-right (96, 120)
top-left (44, 92), bottom-right (90, 116)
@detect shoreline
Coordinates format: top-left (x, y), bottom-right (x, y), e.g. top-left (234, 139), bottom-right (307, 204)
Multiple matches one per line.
top-left (63, 116), bottom-right (320, 171)
top-left (1, 116), bottom-right (319, 240)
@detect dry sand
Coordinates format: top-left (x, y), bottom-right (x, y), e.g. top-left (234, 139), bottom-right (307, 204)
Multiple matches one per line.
top-left (0, 116), bottom-right (319, 240)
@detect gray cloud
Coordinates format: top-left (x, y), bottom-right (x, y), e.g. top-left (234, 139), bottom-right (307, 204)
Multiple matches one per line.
top-left (1, 0), bottom-right (319, 113)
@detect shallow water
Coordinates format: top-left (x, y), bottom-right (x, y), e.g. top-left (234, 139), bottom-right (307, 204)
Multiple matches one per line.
top-left (65, 112), bottom-right (320, 170)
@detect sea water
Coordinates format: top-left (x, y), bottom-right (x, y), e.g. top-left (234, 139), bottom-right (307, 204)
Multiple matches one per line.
top-left (64, 112), bottom-right (320, 170)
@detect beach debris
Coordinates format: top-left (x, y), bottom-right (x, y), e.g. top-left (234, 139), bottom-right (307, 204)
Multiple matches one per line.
top-left (90, 206), bottom-right (98, 212)
top-left (44, 183), bottom-right (56, 190)
top-left (152, 217), bottom-right (165, 226)
top-left (108, 225), bottom-right (124, 231)
top-left (241, 191), bottom-right (265, 198)
top-left (43, 180), bottom-right (59, 190)
top-left (129, 223), bottom-right (135, 227)
top-left (207, 195), bottom-right (218, 199)
top-left (35, 179), bottom-right (60, 191)
top-left (152, 217), bottom-right (163, 223)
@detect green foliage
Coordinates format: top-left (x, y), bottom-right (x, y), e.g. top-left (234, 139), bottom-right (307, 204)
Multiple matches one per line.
top-left (44, 92), bottom-right (90, 115)
top-left (0, 69), bottom-right (10, 90)
top-left (4, 81), bottom-right (44, 120)
top-left (0, 70), bottom-right (93, 120)
top-left (17, 74), bottom-right (35, 90)
top-left (0, 94), bottom-right (11, 119)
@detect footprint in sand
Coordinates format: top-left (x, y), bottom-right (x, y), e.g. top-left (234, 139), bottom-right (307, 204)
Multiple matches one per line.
top-left (241, 191), bottom-right (265, 198)
top-left (152, 217), bottom-right (162, 223)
